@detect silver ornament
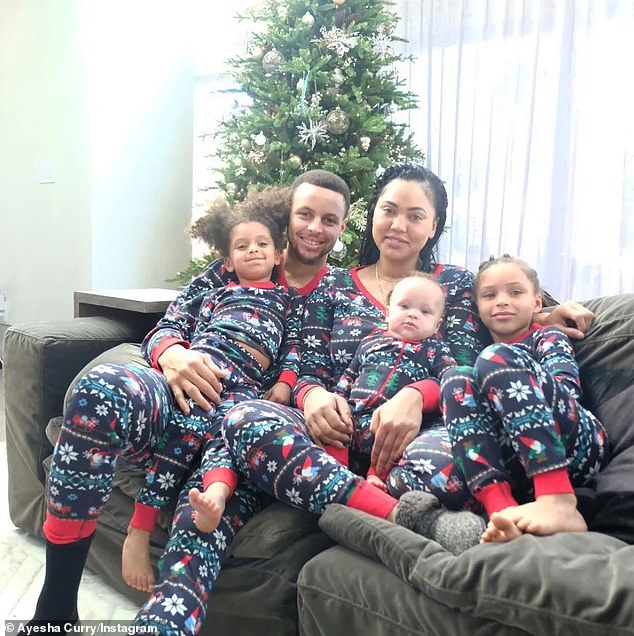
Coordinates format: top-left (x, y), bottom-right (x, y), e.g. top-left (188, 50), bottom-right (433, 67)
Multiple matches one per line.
top-left (331, 68), bottom-right (345, 86)
top-left (359, 136), bottom-right (371, 151)
top-left (325, 107), bottom-right (350, 135)
top-left (330, 237), bottom-right (347, 261)
top-left (252, 131), bottom-right (267, 147)
top-left (262, 49), bottom-right (285, 73)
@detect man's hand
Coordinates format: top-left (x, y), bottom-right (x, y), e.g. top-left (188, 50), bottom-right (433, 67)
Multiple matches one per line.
top-left (263, 382), bottom-right (292, 405)
top-left (303, 387), bottom-right (352, 448)
top-left (158, 345), bottom-right (226, 414)
top-left (536, 301), bottom-right (594, 340)
top-left (370, 387), bottom-right (422, 479)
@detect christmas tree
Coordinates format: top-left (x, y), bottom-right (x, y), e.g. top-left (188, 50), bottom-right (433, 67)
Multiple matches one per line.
top-left (187, 0), bottom-right (422, 279)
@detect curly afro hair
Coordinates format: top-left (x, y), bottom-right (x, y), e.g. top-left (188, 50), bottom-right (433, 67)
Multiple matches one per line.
top-left (191, 186), bottom-right (291, 257)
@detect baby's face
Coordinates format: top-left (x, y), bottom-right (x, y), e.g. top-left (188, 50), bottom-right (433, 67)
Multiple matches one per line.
top-left (386, 277), bottom-right (445, 341)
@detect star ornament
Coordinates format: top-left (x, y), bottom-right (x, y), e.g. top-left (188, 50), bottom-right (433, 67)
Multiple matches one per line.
top-left (297, 118), bottom-right (330, 149)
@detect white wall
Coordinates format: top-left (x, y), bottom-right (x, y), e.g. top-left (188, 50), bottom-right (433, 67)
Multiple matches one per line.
top-left (0, 0), bottom-right (195, 323)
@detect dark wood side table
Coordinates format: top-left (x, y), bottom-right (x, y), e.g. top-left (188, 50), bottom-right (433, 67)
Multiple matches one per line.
top-left (74, 288), bottom-right (179, 335)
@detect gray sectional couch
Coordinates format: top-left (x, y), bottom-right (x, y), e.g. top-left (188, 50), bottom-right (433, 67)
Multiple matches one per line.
top-left (4, 293), bottom-right (634, 635)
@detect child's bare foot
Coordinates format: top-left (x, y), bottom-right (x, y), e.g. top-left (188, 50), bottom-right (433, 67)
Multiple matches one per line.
top-left (483, 494), bottom-right (587, 543)
top-left (481, 513), bottom-right (523, 543)
top-left (189, 483), bottom-right (230, 533)
top-left (511, 494), bottom-right (587, 536)
top-left (367, 474), bottom-right (388, 492)
top-left (122, 526), bottom-right (154, 592)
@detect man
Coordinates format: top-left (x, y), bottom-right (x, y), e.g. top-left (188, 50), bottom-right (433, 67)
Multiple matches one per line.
top-left (30, 170), bottom-right (350, 630)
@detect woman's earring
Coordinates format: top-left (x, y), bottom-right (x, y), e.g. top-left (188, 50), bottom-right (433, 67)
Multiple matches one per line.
top-left (330, 236), bottom-right (347, 261)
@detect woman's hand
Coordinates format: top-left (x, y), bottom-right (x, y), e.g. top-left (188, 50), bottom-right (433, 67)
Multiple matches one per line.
top-left (370, 387), bottom-right (422, 479)
top-left (263, 382), bottom-right (292, 405)
top-left (158, 345), bottom-right (226, 414)
top-left (535, 301), bottom-right (594, 340)
top-left (303, 387), bottom-right (352, 448)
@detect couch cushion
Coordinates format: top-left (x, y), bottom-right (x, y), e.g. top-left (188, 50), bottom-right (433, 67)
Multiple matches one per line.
top-left (575, 293), bottom-right (634, 411)
top-left (318, 504), bottom-right (634, 636)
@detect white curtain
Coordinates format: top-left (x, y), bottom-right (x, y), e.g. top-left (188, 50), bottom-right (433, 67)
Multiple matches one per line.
top-left (395, 0), bottom-right (634, 301)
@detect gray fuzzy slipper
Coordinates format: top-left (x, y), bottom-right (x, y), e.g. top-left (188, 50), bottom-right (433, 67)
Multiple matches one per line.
top-left (395, 491), bottom-right (486, 555)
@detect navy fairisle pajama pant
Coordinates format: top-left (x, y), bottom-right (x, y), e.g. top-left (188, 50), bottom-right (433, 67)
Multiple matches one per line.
top-left (441, 341), bottom-right (606, 503)
top-left (47, 361), bottom-right (252, 525)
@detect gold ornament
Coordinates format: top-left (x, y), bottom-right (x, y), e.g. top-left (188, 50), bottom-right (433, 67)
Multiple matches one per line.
top-left (277, 6), bottom-right (288, 20)
top-left (296, 78), bottom-right (304, 93)
top-left (333, 0), bottom-right (346, 6)
top-left (240, 138), bottom-right (252, 151)
top-left (301, 12), bottom-right (315, 27)
top-left (288, 154), bottom-right (302, 169)
top-left (325, 107), bottom-right (350, 135)
top-left (262, 49), bottom-right (285, 73)
top-left (250, 46), bottom-right (264, 61)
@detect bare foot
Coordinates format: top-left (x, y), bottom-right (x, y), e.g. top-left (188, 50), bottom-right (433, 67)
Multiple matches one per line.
top-left (122, 526), bottom-right (154, 592)
top-left (367, 474), bottom-right (388, 492)
top-left (510, 494), bottom-right (588, 536)
top-left (189, 483), bottom-right (230, 533)
top-left (483, 494), bottom-right (587, 543)
top-left (481, 513), bottom-right (523, 543)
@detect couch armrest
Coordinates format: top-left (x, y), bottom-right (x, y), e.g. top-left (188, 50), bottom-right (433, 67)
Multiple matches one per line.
top-left (4, 316), bottom-right (147, 535)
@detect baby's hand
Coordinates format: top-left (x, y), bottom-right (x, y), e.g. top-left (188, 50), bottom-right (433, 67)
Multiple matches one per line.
top-left (263, 382), bottom-right (292, 405)
top-left (367, 473), bottom-right (388, 492)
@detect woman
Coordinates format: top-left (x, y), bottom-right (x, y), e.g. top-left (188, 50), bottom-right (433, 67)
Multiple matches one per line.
top-left (222, 163), bottom-right (593, 532)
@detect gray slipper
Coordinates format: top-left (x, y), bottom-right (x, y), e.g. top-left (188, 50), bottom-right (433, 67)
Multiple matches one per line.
top-left (395, 491), bottom-right (485, 555)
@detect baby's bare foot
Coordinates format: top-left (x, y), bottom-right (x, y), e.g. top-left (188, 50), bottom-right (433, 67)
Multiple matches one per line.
top-left (122, 526), bottom-right (154, 592)
top-left (481, 512), bottom-right (523, 543)
top-left (189, 485), bottom-right (228, 533)
top-left (512, 494), bottom-right (587, 536)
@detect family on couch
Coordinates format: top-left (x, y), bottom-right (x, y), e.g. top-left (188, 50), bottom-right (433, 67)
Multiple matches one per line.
top-left (29, 163), bottom-right (598, 635)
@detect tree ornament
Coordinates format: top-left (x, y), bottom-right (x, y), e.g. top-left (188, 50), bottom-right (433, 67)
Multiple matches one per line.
top-left (250, 46), bottom-right (265, 61)
top-left (262, 49), bottom-right (285, 73)
top-left (226, 183), bottom-right (237, 196)
top-left (331, 68), bottom-right (345, 86)
top-left (240, 138), bottom-right (252, 151)
top-left (330, 237), bottom-right (347, 261)
top-left (333, 0), bottom-right (346, 6)
top-left (288, 154), bottom-right (302, 169)
top-left (296, 78), bottom-right (304, 93)
top-left (359, 136), bottom-right (371, 151)
top-left (252, 131), bottom-right (267, 147)
top-left (315, 26), bottom-right (359, 58)
top-left (325, 107), bottom-right (350, 135)
top-left (277, 6), bottom-right (288, 20)
top-left (301, 12), bottom-right (315, 27)
top-left (297, 118), bottom-right (330, 149)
